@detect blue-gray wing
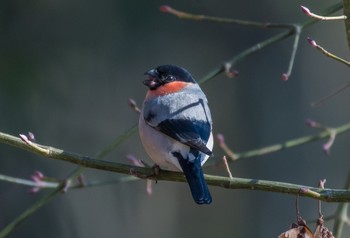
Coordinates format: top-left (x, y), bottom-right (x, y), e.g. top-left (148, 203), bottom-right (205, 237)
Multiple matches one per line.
top-left (156, 118), bottom-right (212, 156)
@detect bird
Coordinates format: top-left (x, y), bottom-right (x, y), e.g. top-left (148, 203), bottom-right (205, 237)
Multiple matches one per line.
top-left (138, 64), bottom-right (213, 204)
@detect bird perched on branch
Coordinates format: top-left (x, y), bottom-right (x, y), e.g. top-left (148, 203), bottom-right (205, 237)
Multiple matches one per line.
top-left (139, 65), bottom-right (213, 204)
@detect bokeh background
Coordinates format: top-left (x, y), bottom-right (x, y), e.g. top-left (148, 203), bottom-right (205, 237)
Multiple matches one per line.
top-left (1, 0), bottom-right (349, 237)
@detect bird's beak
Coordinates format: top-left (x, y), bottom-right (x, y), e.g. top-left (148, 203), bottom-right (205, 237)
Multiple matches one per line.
top-left (143, 69), bottom-right (159, 89)
top-left (144, 69), bottom-right (158, 78)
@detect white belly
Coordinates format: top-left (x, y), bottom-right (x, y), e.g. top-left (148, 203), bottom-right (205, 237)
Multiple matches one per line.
top-left (139, 115), bottom-right (213, 172)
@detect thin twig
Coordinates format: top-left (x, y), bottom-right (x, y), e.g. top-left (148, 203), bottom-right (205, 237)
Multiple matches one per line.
top-left (222, 156), bottom-right (233, 179)
top-left (160, 5), bottom-right (293, 29)
top-left (281, 25), bottom-right (301, 81)
top-left (301, 5), bottom-right (347, 21)
top-left (0, 174), bottom-right (57, 188)
top-left (217, 134), bottom-right (237, 160)
top-left (224, 122), bottom-right (350, 161)
top-left (311, 81), bottom-right (350, 107)
top-left (128, 98), bottom-right (141, 114)
top-left (307, 37), bottom-right (350, 68)
top-left (343, 0), bottom-right (350, 49)
top-left (0, 173), bottom-right (138, 190)
top-left (196, 3), bottom-right (343, 84)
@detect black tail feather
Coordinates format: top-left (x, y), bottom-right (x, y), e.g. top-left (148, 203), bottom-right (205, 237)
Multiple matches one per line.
top-left (174, 151), bottom-right (212, 204)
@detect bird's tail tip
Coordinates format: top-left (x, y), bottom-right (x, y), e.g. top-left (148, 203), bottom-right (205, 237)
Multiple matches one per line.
top-left (188, 174), bottom-right (212, 205)
top-left (193, 193), bottom-right (212, 204)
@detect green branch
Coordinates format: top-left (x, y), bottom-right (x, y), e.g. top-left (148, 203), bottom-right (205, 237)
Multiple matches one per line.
top-left (160, 5), bottom-right (294, 29)
top-left (343, 0), bottom-right (350, 49)
top-left (0, 131), bottom-right (349, 203)
top-left (228, 122), bottom-right (350, 160)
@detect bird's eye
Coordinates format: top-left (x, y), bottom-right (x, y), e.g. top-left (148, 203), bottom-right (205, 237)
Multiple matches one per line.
top-left (166, 75), bottom-right (176, 81)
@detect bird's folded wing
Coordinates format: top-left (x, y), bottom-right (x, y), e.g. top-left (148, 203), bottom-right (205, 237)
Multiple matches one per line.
top-left (151, 118), bottom-right (212, 156)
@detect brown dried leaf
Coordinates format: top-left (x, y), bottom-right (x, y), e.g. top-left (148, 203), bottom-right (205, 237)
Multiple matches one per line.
top-left (278, 227), bottom-right (300, 238)
top-left (314, 218), bottom-right (335, 238)
top-left (279, 219), bottom-right (314, 238)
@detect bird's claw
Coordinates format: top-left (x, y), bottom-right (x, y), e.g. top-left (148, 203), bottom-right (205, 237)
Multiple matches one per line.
top-left (152, 164), bottom-right (161, 183)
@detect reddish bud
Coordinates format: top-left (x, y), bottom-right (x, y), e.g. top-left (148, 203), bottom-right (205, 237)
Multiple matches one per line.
top-left (281, 73), bottom-right (289, 81)
top-left (322, 143), bottom-right (331, 155)
top-left (146, 180), bottom-right (153, 196)
top-left (299, 187), bottom-right (309, 193)
top-left (128, 98), bottom-right (141, 113)
top-left (159, 5), bottom-right (173, 13)
top-left (323, 130), bottom-right (336, 155)
top-left (300, 6), bottom-right (311, 15)
top-left (128, 98), bottom-right (137, 108)
top-left (33, 171), bottom-right (44, 179)
top-left (28, 187), bottom-right (41, 194)
top-left (30, 171), bottom-right (44, 183)
top-left (305, 119), bottom-right (318, 128)
top-left (78, 174), bottom-right (87, 187)
top-left (29, 171), bottom-right (45, 193)
top-left (19, 134), bottom-right (28, 142)
top-left (226, 70), bottom-right (239, 78)
top-left (126, 154), bottom-right (144, 167)
top-left (224, 63), bottom-right (239, 78)
top-left (307, 37), bottom-right (317, 48)
top-left (319, 179), bottom-right (326, 189)
top-left (62, 180), bottom-right (71, 193)
top-left (28, 131), bottom-right (35, 141)
top-left (216, 134), bottom-right (225, 146)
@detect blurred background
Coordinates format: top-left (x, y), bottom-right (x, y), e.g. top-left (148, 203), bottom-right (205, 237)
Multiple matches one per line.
top-left (0, 0), bottom-right (349, 237)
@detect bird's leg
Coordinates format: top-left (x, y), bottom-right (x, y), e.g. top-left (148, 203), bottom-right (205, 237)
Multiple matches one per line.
top-left (152, 164), bottom-right (161, 184)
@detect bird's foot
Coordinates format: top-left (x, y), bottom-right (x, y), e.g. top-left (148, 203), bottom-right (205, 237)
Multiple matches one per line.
top-left (151, 164), bottom-right (161, 184)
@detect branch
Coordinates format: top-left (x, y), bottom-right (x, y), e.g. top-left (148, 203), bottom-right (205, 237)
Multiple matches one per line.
top-left (179, 2), bottom-right (343, 84)
top-left (0, 173), bottom-right (138, 192)
top-left (301, 5), bottom-right (347, 21)
top-left (307, 37), bottom-right (350, 68)
top-left (343, 0), bottom-right (350, 49)
top-left (160, 5), bottom-right (293, 29)
top-left (219, 121), bottom-right (350, 161)
top-left (0, 131), bottom-right (349, 203)
top-left (311, 81), bottom-right (350, 107)
top-left (281, 25), bottom-right (301, 81)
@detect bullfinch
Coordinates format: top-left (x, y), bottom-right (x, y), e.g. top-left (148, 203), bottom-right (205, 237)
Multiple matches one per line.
top-left (138, 65), bottom-right (213, 204)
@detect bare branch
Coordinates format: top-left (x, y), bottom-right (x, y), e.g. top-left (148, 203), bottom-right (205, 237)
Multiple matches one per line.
top-left (221, 122), bottom-right (350, 161)
top-left (307, 37), bottom-right (350, 67)
top-left (1, 131), bottom-right (350, 203)
top-left (301, 5), bottom-right (347, 21)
